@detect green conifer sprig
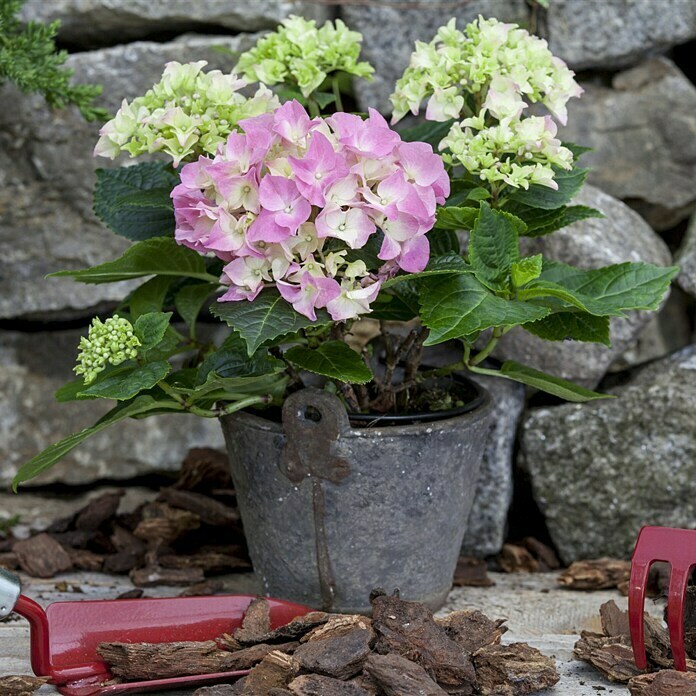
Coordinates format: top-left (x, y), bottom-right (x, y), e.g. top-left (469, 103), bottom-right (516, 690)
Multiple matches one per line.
top-left (0, 0), bottom-right (108, 121)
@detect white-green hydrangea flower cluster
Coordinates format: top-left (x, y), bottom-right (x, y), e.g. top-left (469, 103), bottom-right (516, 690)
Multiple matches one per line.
top-left (440, 114), bottom-right (574, 190)
top-left (390, 16), bottom-right (583, 191)
top-left (75, 316), bottom-right (140, 384)
top-left (94, 61), bottom-right (279, 166)
top-left (235, 16), bottom-right (374, 98)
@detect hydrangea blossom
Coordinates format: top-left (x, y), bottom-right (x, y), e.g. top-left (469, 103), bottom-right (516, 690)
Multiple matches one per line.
top-left (390, 16), bottom-right (582, 190)
top-left (235, 16), bottom-right (374, 98)
top-left (75, 316), bottom-right (140, 384)
top-left (172, 100), bottom-right (448, 321)
top-left (390, 16), bottom-right (582, 126)
top-left (94, 61), bottom-right (279, 166)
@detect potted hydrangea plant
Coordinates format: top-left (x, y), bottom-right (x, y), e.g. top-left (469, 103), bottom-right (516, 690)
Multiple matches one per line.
top-left (15, 16), bottom-right (677, 612)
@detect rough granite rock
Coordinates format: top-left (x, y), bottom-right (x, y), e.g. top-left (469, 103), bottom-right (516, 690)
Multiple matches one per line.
top-left (544, 0), bottom-right (696, 70)
top-left (342, 0), bottom-right (529, 114)
top-left (493, 185), bottom-right (674, 388)
top-left (461, 374), bottom-right (524, 558)
top-left (0, 329), bottom-right (224, 488)
top-left (520, 345), bottom-right (696, 563)
top-left (20, 0), bottom-right (327, 47)
top-left (676, 215), bottom-right (696, 298)
top-left (0, 34), bottom-right (261, 320)
top-left (560, 58), bottom-right (696, 231)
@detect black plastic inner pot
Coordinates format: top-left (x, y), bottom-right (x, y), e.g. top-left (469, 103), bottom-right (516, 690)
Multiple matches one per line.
top-left (347, 373), bottom-right (485, 427)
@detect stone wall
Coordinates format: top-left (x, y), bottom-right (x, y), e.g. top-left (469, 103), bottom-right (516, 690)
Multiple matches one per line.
top-left (2, 0), bottom-right (695, 560)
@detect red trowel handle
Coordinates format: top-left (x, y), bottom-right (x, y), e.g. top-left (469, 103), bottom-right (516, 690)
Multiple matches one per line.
top-left (1, 568), bottom-right (52, 677)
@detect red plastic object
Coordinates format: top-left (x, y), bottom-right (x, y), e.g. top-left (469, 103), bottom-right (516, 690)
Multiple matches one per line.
top-left (12, 591), bottom-right (310, 695)
top-left (629, 525), bottom-right (696, 672)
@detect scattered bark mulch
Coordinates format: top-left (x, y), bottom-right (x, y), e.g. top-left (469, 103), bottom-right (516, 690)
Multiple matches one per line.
top-left (495, 538), bottom-right (560, 574)
top-left (558, 558), bottom-right (632, 592)
top-left (0, 676), bottom-right (48, 695)
top-left (574, 598), bottom-right (696, 694)
top-left (1, 448), bottom-right (252, 589)
top-left (95, 591), bottom-right (559, 696)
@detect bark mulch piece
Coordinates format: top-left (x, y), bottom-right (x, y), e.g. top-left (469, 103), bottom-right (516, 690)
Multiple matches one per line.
top-left (174, 447), bottom-right (232, 493)
top-left (179, 579), bottom-right (225, 597)
top-left (288, 673), bottom-right (372, 695)
top-left (159, 488), bottom-right (240, 526)
top-left (473, 643), bottom-right (560, 695)
top-left (159, 551), bottom-right (249, 574)
top-left (436, 610), bottom-right (507, 654)
top-left (629, 670), bottom-right (696, 695)
top-left (558, 558), bottom-right (631, 591)
top-left (293, 621), bottom-right (373, 680)
top-left (364, 653), bottom-right (449, 695)
top-left (12, 533), bottom-right (72, 578)
top-left (370, 590), bottom-right (477, 687)
top-left (452, 557), bottom-right (494, 588)
top-left (498, 544), bottom-right (540, 573)
top-left (67, 547), bottom-right (105, 572)
top-left (75, 491), bottom-right (124, 531)
top-left (193, 687), bottom-right (240, 696)
top-left (133, 503), bottom-right (201, 546)
top-left (240, 650), bottom-right (298, 695)
top-left (0, 551), bottom-right (19, 569)
top-left (234, 596), bottom-right (272, 644)
top-left (0, 675), bottom-right (49, 695)
top-left (116, 589), bottom-right (145, 600)
top-left (521, 537), bottom-right (561, 571)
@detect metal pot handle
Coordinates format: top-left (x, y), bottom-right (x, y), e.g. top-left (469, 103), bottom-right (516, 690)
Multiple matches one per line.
top-left (0, 567), bottom-right (21, 619)
top-left (280, 388), bottom-right (352, 485)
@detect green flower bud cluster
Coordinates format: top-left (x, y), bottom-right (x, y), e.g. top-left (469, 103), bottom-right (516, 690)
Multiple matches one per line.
top-left (75, 316), bottom-right (140, 384)
top-left (235, 16), bottom-right (374, 98)
top-left (94, 61), bottom-right (279, 166)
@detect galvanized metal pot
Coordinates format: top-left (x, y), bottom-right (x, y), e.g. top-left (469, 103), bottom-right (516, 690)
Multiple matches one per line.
top-left (220, 384), bottom-right (493, 614)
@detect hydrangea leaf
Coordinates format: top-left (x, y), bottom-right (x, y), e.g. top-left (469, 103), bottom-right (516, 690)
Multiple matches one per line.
top-left (520, 261), bottom-right (679, 316)
top-left (79, 361), bottom-right (171, 400)
top-left (430, 229), bottom-right (461, 256)
top-left (382, 254), bottom-right (470, 289)
top-left (506, 204), bottom-right (604, 237)
top-left (523, 313), bottom-right (611, 346)
top-left (509, 167), bottom-right (588, 210)
top-left (12, 395), bottom-right (184, 489)
top-left (211, 289), bottom-right (331, 355)
top-left (419, 273), bottom-right (550, 345)
top-left (511, 255), bottom-right (543, 288)
top-left (469, 203), bottom-right (523, 290)
top-left (51, 237), bottom-right (217, 284)
top-left (399, 118), bottom-right (454, 147)
top-left (134, 312), bottom-right (172, 352)
top-left (285, 341), bottom-right (373, 384)
top-left (175, 283), bottom-right (217, 338)
top-left (498, 361), bottom-right (613, 402)
top-left (94, 162), bottom-right (178, 241)
top-left (434, 206), bottom-right (479, 231)
top-left (370, 283), bottom-right (421, 321)
top-left (129, 276), bottom-right (173, 319)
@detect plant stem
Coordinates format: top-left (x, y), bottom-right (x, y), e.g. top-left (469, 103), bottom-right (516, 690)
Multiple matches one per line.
top-left (216, 395), bottom-right (270, 417)
top-left (307, 97), bottom-right (320, 118)
top-left (331, 75), bottom-right (344, 112)
top-left (469, 326), bottom-right (507, 367)
top-left (157, 380), bottom-right (186, 405)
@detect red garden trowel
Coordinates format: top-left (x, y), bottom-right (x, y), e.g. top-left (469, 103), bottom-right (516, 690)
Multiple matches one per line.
top-left (0, 567), bottom-right (310, 695)
top-left (629, 525), bottom-right (696, 672)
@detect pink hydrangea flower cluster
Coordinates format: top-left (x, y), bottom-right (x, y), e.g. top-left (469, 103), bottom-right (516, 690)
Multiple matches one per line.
top-left (172, 100), bottom-right (449, 321)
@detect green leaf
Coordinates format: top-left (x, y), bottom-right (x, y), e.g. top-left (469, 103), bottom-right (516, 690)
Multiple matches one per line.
top-left (93, 162), bottom-right (178, 241)
top-left (185, 371), bottom-right (288, 403)
top-left (129, 276), bottom-right (173, 318)
top-left (511, 255), bottom-right (543, 288)
top-left (509, 167), bottom-right (588, 210)
top-left (563, 142), bottom-right (593, 160)
top-left (210, 289), bottom-right (332, 355)
top-left (419, 273), bottom-right (550, 345)
top-left (370, 283), bottom-right (420, 321)
top-left (399, 118), bottom-right (453, 147)
top-left (523, 313), bottom-right (611, 346)
top-left (429, 229), bottom-right (460, 257)
top-left (312, 91), bottom-right (336, 109)
top-left (79, 361), bottom-right (171, 400)
top-left (523, 261), bottom-right (679, 316)
top-left (508, 204), bottom-right (604, 237)
top-left (285, 341), bottom-right (373, 384)
top-left (197, 333), bottom-right (285, 383)
top-left (13, 395), bottom-right (183, 489)
top-left (134, 311), bottom-right (172, 352)
top-left (55, 365), bottom-right (133, 402)
top-left (435, 206), bottom-right (478, 231)
top-left (51, 237), bottom-right (216, 284)
top-left (469, 204), bottom-right (523, 290)
top-left (175, 283), bottom-right (216, 338)
top-left (498, 361), bottom-right (613, 402)
top-left (382, 254), bottom-right (470, 289)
